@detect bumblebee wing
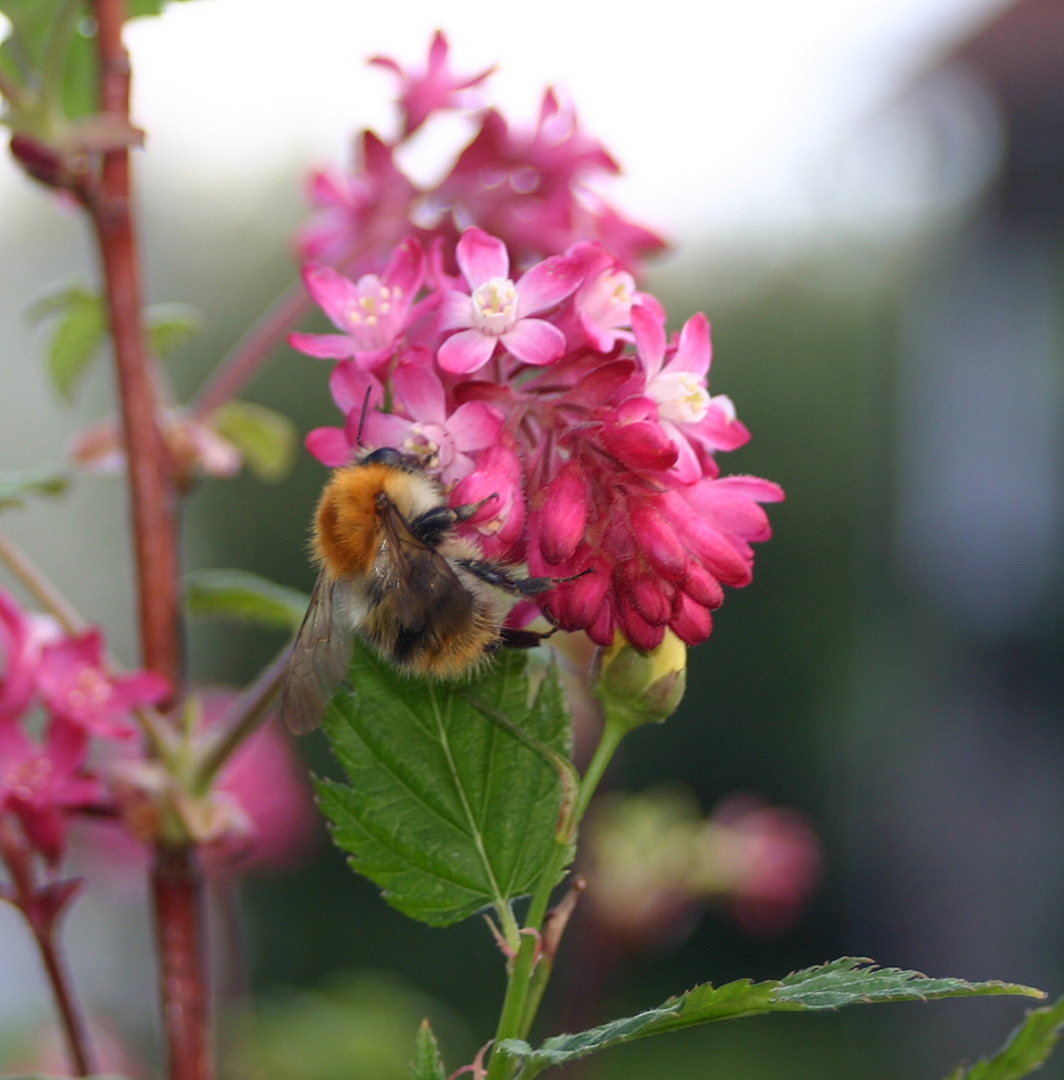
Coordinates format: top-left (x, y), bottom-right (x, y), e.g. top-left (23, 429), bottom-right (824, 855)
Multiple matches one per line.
top-left (280, 570), bottom-right (353, 735)
top-left (377, 503), bottom-right (475, 642)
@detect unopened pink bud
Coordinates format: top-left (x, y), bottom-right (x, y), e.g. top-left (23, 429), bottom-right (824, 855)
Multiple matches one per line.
top-left (539, 462), bottom-right (589, 564)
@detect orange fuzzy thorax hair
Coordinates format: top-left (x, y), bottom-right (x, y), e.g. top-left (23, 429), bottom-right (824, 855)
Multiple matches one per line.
top-left (312, 463), bottom-right (407, 580)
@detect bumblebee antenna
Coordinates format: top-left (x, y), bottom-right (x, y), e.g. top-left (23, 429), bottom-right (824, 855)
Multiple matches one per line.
top-left (356, 386), bottom-right (373, 449)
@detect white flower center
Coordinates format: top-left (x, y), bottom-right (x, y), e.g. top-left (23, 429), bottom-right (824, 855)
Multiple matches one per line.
top-left (403, 424), bottom-right (443, 469)
top-left (345, 280), bottom-right (398, 330)
top-left (584, 270), bottom-right (635, 325)
top-left (470, 277), bottom-right (518, 336)
top-left (649, 371), bottom-right (710, 425)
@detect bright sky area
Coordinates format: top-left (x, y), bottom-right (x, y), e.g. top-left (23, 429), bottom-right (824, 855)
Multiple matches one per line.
top-left (0, 0), bottom-right (1015, 252)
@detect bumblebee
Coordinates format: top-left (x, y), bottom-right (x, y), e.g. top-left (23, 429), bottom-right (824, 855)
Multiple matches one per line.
top-left (280, 448), bottom-right (555, 734)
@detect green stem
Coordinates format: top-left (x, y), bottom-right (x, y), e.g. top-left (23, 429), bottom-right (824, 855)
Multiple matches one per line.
top-left (193, 644), bottom-right (289, 789)
top-left (0, 526), bottom-right (87, 635)
top-left (485, 715), bottom-right (628, 1079)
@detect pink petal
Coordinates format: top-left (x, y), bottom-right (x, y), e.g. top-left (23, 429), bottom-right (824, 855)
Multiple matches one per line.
top-left (393, 363), bottom-right (445, 422)
top-left (329, 363), bottom-right (382, 415)
top-left (383, 236), bottom-right (426, 300)
top-left (456, 228), bottom-right (509, 288)
top-left (448, 401), bottom-right (503, 452)
top-left (438, 290), bottom-right (476, 332)
top-left (501, 319), bottom-right (565, 366)
top-left (632, 302), bottom-right (666, 374)
top-left (301, 263), bottom-right (362, 332)
top-left (670, 312), bottom-right (711, 376)
top-left (514, 254), bottom-right (585, 317)
top-left (438, 328), bottom-right (498, 374)
top-left (305, 427), bottom-right (352, 467)
top-left (289, 332), bottom-right (357, 360)
top-left (665, 422), bottom-right (705, 484)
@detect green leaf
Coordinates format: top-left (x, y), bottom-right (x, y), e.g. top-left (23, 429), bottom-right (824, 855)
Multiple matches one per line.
top-left (184, 568), bottom-right (309, 631)
top-left (411, 1019), bottom-right (446, 1080)
top-left (1, 0), bottom-right (198, 124)
top-left (0, 465), bottom-right (70, 510)
top-left (27, 284), bottom-right (106, 402)
top-left (0, 0), bottom-right (95, 121)
top-left (146, 302), bottom-right (202, 358)
top-left (943, 995), bottom-right (1064, 1080)
top-left (211, 400), bottom-right (297, 483)
top-left (499, 959), bottom-right (1044, 1074)
top-left (317, 643), bottom-right (573, 927)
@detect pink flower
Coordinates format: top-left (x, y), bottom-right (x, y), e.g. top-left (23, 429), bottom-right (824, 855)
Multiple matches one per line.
top-left (633, 305), bottom-right (750, 483)
top-left (437, 228), bottom-right (584, 373)
top-left (707, 796), bottom-right (822, 936)
top-left (290, 237), bottom-right (426, 368)
top-left (369, 31), bottom-right (495, 138)
top-left (0, 589), bottom-right (60, 721)
top-left (0, 719), bottom-right (100, 864)
top-left (36, 630), bottom-right (169, 740)
top-left (563, 245), bottom-right (662, 353)
top-left (296, 132), bottom-right (419, 266)
top-left (370, 362), bottom-right (503, 487)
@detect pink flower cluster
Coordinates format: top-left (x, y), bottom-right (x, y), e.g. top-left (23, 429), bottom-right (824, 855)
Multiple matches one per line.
top-left (0, 590), bottom-right (168, 866)
top-left (0, 592), bottom-right (314, 880)
top-left (297, 32), bottom-right (664, 282)
top-left (294, 227), bottom-right (781, 650)
top-left (291, 33), bottom-right (781, 651)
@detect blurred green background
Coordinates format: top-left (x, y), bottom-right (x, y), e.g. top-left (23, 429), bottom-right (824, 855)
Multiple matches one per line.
top-left (2, 0), bottom-right (1063, 1076)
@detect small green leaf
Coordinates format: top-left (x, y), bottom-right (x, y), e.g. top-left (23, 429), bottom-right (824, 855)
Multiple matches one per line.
top-left (184, 568), bottom-right (309, 631)
top-left (773, 957), bottom-right (1040, 1010)
top-left (944, 995), bottom-right (1064, 1080)
top-left (0, 465), bottom-right (70, 510)
top-left (411, 1019), bottom-right (446, 1080)
top-left (499, 959), bottom-right (1044, 1074)
top-left (27, 284), bottom-right (106, 402)
top-left (1, 0), bottom-right (199, 125)
top-left (317, 644), bottom-right (573, 927)
top-left (147, 302), bottom-right (202, 358)
top-left (211, 400), bottom-right (297, 483)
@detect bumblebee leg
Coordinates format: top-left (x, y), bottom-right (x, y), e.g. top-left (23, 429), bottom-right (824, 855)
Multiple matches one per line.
top-left (457, 559), bottom-right (556, 596)
top-left (458, 559), bottom-right (592, 596)
top-left (452, 494), bottom-right (498, 521)
top-left (408, 505), bottom-right (459, 545)
top-left (498, 626), bottom-right (556, 649)
top-left (409, 494), bottom-right (500, 544)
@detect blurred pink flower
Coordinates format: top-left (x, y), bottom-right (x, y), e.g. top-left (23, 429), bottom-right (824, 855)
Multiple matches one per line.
top-left (0, 588), bottom-right (60, 721)
top-left (0, 720), bottom-right (100, 864)
top-left (369, 30), bottom-right (495, 137)
top-left (36, 630), bottom-right (169, 740)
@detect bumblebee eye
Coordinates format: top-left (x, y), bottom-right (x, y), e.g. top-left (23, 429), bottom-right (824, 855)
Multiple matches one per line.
top-left (360, 447), bottom-right (407, 468)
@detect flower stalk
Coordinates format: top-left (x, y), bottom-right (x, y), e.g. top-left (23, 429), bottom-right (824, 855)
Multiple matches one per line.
top-left (0, 821), bottom-right (96, 1077)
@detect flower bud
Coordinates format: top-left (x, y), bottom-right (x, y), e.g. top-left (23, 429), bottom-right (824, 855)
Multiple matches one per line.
top-left (592, 629), bottom-right (687, 732)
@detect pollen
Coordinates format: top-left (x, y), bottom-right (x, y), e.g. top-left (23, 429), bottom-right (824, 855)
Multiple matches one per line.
top-left (68, 666), bottom-right (112, 712)
top-left (650, 371), bottom-right (710, 425)
top-left (471, 276), bottom-right (518, 336)
top-left (346, 287), bottom-right (393, 328)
